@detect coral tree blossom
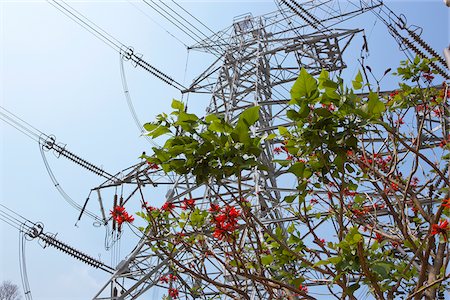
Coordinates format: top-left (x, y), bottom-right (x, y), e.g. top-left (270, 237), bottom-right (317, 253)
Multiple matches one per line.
top-left (211, 205), bottom-right (241, 240)
top-left (161, 202), bottom-right (175, 212)
top-left (431, 219), bottom-right (449, 241)
top-left (168, 288), bottom-right (179, 299)
top-left (181, 198), bottom-right (195, 210)
top-left (110, 206), bottom-right (134, 225)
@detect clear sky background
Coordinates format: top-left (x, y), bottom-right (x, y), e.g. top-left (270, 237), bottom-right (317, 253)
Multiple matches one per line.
top-left (0, 1), bottom-right (448, 299)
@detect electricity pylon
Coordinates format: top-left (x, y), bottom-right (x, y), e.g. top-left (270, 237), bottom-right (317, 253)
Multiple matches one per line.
top-left (92, 1), bottom-right (449, 299)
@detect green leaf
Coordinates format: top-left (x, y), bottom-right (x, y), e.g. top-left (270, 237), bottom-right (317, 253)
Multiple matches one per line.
top-left (288, 162), bottom-right (306, 178)
top-left (266, 133), bottom-right (277, 140)
top-left (278, 126), bottom-right (288, 135)
top-left (352, 71), bottom-right (363, 90)
top-left (328, 256), bottom-right (342, 264)
top-left (273, 159), bottom-right (291, 167)
top-left (205, 114), bottom-right (220, 123)
top-left (318, 69), bottom-right (330, 90)
top-left (284, 194), bottom-right (297, 204)
top-left (291, 68), bottom-right (318, 102)
top-left (315, 107), bottom-right (332, 117)
top-left (298, 101), bottom-right (311, 118)
top-left (353, 233), bottom-right (362, 243)
top-left (171, 99), bottom-right (185, 111)
top-left (372, 262), bottom-right (392, 279)
top-left (177, 111), bottom-right (198, 123)
top-left (145, 125), bottom-right (171, 138)
top-left (366, 92), bottom-right (385, 116)
top-left (238, 106), bottom-right (260, 127)
top-left (347, 283), bottom-right (360, 296)
top-left (286, 109), bottom-right (300, 121)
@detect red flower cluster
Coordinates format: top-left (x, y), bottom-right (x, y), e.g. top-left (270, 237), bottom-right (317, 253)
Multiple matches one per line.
top-left (180, 198), bottom-right (195, 210)
top-left (211, 205), bottom-right (241, 240)
top-left (422, 72), bottom-right (434, 82)
top-left (160, 273), bottom-right (177, 284)
top-left (390, 182), bottom-right (399, 192)
top-left (315, 238), bottom-right (325, 246)
top-left (147, 161), bottom-right (159, 170)
top-left (439, 135), bottom-right (450, 148)
top-left (322, 103), bottom-right (335, 111)
top-left (442, 198), bottom-right (450, 209)
top-left (348, 202), bottom-right (385, 217)
top-left (142, 201), bottom-right (157, 213)
top-left (161, 202), bottom-right (175, 212)
top-left (375, 232), bottom-right (383, 243)
top-left (209, 203), bottom-right (220, 213)
top-left (298, 284), bottom-right (308, 293)
top-left (394, 118), bottom-right (404, 126)
top-left (389, 90), bottom-right (399, 99)
top-left (168, 288), bottom-right (179, 299)
top-left (433, 107), bottom-right (443, 117)
top-left (431, 219), bottom-right (449, 240)
top-left (343, 188), bottom-right (357, 197)
top-left (358, 153), bottom-right (392, 173)
top-left (410, 177), bottom-right (419, 188)
top-left (110, 206), bottom-right (134, 225)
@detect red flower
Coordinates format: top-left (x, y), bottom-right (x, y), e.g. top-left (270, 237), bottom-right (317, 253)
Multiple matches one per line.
top-left (168, 274), bottom-right (177, 282)
top-left (161, 202), bottom-right (175, 212)
top-left (209, 203), bottom-right (220, 213)
top-left (298, 284), bottom-right (308, 293)
top-left (147, 162), bottom-right (159, 170)
top-left (180, 198), bottom-right (195, 210)
top-left (273, 147), bottom-right (282, 154)
top-left (168, 287), bottom-right (179, 299)
top-left (442, 198), bottom-right (450, 209)
top-left (327, 191), bottom-right (333, 200)
top-left (431, 219), bottom-right (449, 239)
top-left (433, 107), bottom-right (442, 117)
top-left (343, 188), bottom-right (356, 197)
top-left (439, 135), bottom-right (450, 148)
top-left (395, 118), bottom-right (404, 125)
top-left (159, 275), bottom-right (169, 284)
top-left (315, 238), bottom-right (325, 245)
top-left (422, 72), bottom-right (434, 82)
top-left (389, 90), bottom-right (399, 99)
top-left (110, 206), bottom-right (134, 225)
top-left (375, 232), bottom-right (383, 242)
top-left (211, 205), bottom-right (241, 240)
top-left (142, 202), bottom-right (157, 213)
top-left (390, 182), bottom-right (399, 192)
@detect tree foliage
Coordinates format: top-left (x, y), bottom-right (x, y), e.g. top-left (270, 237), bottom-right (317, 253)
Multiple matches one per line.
top-left (135, 57), bottom-right (450, 299)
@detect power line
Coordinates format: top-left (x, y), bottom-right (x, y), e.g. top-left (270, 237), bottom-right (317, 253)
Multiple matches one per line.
top-left (47, 0), bottom-right (187, 91)
top-left (170, 0), bottom-right (216, 35)
top-left (0, 205), bottom-right (114, 273)
top-left (47, 0), bottom-right (123, 53)
top-left (126, 0), bottom-right (189, 48)
top-left (142, 0), bottom-right (205, 44)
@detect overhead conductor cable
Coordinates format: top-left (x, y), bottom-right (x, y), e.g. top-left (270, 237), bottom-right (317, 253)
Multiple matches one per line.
top-left (47, 0), bottom-right (186, 91)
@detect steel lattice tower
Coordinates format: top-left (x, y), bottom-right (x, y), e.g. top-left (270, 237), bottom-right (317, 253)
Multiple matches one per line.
top-left (91, 1), bottom-right (449, 299)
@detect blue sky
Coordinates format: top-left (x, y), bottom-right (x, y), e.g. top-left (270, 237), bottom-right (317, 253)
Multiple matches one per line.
top-left (0, 1), bottom-right (449, 299)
